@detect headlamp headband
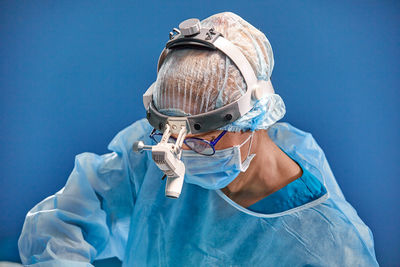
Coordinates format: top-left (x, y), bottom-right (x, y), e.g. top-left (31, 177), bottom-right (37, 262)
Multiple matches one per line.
top-left (144, 18), bottom-right (274, 134)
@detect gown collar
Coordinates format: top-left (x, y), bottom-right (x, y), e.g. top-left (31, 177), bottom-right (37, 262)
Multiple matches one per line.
top-left (216, 146), bottom-right (329, 218)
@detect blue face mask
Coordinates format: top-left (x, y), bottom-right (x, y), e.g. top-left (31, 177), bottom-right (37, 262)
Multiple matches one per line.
top-left (181, 132), bottom-right (256, 190)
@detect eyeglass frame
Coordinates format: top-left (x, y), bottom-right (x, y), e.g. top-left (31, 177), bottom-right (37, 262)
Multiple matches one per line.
top-left (149, 129), bottom-right (227, 156)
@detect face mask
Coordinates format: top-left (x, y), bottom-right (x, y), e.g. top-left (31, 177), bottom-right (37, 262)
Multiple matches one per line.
top-left (181, 132), bottom-right (256, 190)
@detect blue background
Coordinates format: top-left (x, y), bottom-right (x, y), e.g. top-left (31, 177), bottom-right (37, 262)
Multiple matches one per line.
top-left (0, 1), bottom-right (399, 266)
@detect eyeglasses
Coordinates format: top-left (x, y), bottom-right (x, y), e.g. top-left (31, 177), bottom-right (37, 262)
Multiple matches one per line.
top-left (149, 129), bottom-right (227, 156)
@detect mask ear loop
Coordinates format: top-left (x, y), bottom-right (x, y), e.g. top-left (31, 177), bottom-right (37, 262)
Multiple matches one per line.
top-left (247, 131), bottom-right (255, 158)
top-left (239, 131), bottom-right (256, 165)
top-left (239, 131), bottom-right (254, 153)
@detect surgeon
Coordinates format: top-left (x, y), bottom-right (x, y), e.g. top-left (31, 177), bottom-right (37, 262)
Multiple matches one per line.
top-left (19, 12), bottom-right (379, 266)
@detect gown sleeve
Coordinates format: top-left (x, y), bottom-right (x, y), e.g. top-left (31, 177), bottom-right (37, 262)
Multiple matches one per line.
top-left (18, 119), bottom-right (152, 266)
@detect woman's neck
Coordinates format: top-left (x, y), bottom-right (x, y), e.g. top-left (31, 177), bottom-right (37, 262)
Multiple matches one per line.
top-left (221, 130), bottom-right (303, 208)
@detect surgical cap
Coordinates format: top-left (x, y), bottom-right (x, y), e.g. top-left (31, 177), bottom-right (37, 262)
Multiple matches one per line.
top-left (153, 12), bottom-right (286, 132)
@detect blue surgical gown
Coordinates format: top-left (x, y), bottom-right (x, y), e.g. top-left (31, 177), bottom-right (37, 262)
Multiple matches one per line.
top-left (18, 119), bottom-right (379, 266)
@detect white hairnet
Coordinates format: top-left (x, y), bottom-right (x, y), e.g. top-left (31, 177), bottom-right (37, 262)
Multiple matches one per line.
top-left (153, 12), bottom-right (285, 132)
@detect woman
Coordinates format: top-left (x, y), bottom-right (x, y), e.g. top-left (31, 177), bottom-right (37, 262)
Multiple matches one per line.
top-left (19, 12), bottom-right (378, 266)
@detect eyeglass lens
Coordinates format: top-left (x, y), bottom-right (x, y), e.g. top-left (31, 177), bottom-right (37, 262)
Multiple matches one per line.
top-left (151, 130), bottom-right (226, 156)
top-left (152, 133), bottom-right (214, 155)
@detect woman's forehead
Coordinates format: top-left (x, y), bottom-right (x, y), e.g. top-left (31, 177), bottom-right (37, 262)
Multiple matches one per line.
top-left (179, 129), bottom-right (224, 139)
top-left (168, 129), bottom-right (222, 139)
top-left (187, 129), bottom-right (249, 139)
top-left (169, 129), bottom-right (250, 139)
